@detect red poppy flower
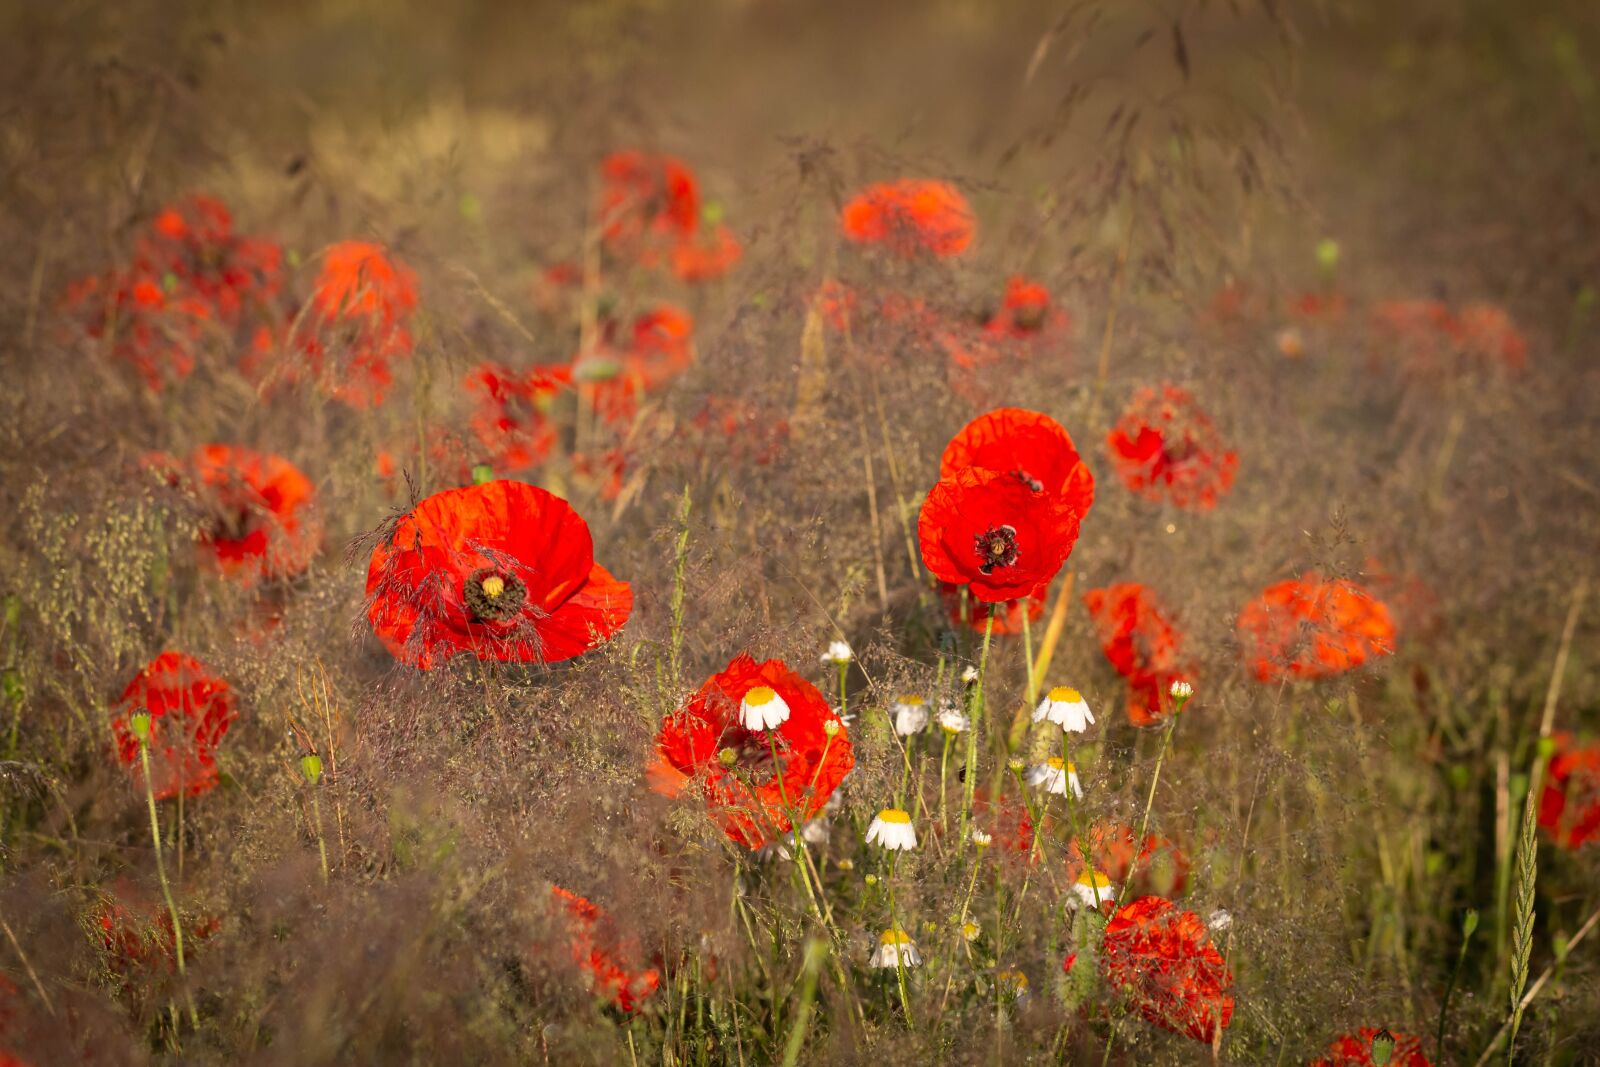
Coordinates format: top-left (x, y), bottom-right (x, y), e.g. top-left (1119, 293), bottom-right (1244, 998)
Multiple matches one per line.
top-left (135, 195), bottom-right (284, 324)
top-left (1068, 896), bottom-right (1232, 1043)
top-left (95, 893), bottom-right (221, 976)
top-left (1107, 385), bottom-right (1238, 510)
top-left (986, 276), bottom-right (1069, 340)
top-left (940, 580), bottom-right (1047, 636)
top-left (61, 270), bottom-right (215, 390)
top-left (1368, 299), bottom-right (1461, 374)
top-left (598, 150), bottom-right (701, 257)
top-left (940, 407), bottom-right (1095, 508)
top-left (149, 445), bottom-right (320, 583)
top-left (465, 363), bottom-right (571, 473)
top-left (920, 467), bottom-right (1081, 603)
top-left (293, 240), bottom-right (419, 407)
top-left (548, 887), bottom-right (661, 1014)
top-left (1539, 734), bottom-right (1600, 849)
top-left (1456, 303), bottom-right (1527, 372)
top-left (813, 278), bottom-right (860, 333)
top-left (365, 480), bottom-right (632, 669)
top-left (110, 652), bottom-right (236, 800)
top-left (1083, 583), bottom-right (1195, 726)
top-left (971, 787), bottom-right (1044, 859)
top-left (1236, 573), bottom-right (1397, 682)
top-left (671, 223), bottom-right (743, 282)
top-left (624, 305), bottom-right (695, 389)
top-left (649, 653), bottom-right (854, 850)
top-left (1310, 1028), bottom-right (1433, 1067)
top-left (1070, 822), bottom-right (1190, 898)
top-left (840, 179), bottom-right (975, 258)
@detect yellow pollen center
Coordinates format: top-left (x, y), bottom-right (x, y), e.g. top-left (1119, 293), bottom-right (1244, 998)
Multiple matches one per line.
top-left (897, 694), bottom-right (926, 705)
top-left (480, 575), bottom-right (506, 599)
top-left (1077, 869), bottom-right (1111, 888)
top-left (877, 808), bottom-right (911, 823)
top-left (1048, 686), bottom-right (1081, 702)
top-left (879, 928), bottom-right (913, 945)
top-left (1046, 757), bottom-right (1075, 773)
top-left (744, 686), bottom-right (777, 706)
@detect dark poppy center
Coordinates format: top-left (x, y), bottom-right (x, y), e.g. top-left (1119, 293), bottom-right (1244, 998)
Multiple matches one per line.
top-left (974, 524), bottom-right (1020, 574)
top-left (722, 728), bottom-right (789, 778)
top-left (1012, 305), bottom-right (1047, 333)
top-left (465, 568), bottom-right (527, 623)
top-left (210, 505), bottom-right (258, 544)
top-left (1162, 433), bottom-right (1200, 465)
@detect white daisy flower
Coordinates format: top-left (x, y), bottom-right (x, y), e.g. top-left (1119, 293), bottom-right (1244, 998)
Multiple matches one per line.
top-left (960, 665), bottom-right (980, 685)
top-left (1207, 908), bottom-right (1233, 932)
top-left (800, 818), bottom-right (830, 846)
top-left (936, 700), bottom-right (970, 734)
top-left (865, 807), bottom-right (918, 851)
top-left (970, 828), bottom-right (993, 848)
top-left (1169, 679), bottom-right (1194, 700)
top-left (821, 640), bottom-right (853, 666)
top-left (1068, 869), bottom-right (1117, 909)
top-left (961, 920), bottom-right (981, 943)
top-left (1033, 686), bottom-right (1094, 733)
top-left (1024, 757), bottom-right (1081, 798)
top-left (869, 928), bottom-right (921, 969)
top-left (739, 685), bottom-right (791, 731)
top-left (891, 694), bottom-right (929, 736)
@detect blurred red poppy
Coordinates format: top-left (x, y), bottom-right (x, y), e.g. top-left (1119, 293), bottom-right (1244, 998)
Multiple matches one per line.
top-left (1070, 821), bottom-right (1190, 898)
top-left (137, 194), bottom-right (284, 324)
top-left (1083, 583), bottom-right (1195, 726)
top-left (1310, 1028), bottom-right (1433, 1067)
top-left (110, 652), bottom-right (236, 800)
top-left (1368, 299), bottom-right (1460, 374)
top-left (1456, 302), bottom-right (1527, 372)
top-left (1236, 573), bottom-right (1397, 682)
top-left (95, 893), bottom-right (221, 977)
top-left (685, 397), bottom-right (790, 467)
top-left (293, 240), bottom-right (419, 407)
top-left (1107, 385), bottom-right (1238, 510)
top-left (919, 467), bottom-right (1081, 603)
top-left (671, 223), bottom-right (743, 282)
top-left (365, 480), bottom-right (631, 669)
top-left (548, 887), bottom-right (661, 1015)
top-left (1065, 896), bottom-right (1232, 1043)
top-left (465, 363), bottom-right (571, 473)
top-left (840, 179), bottom-right (975, 258)
top-left (986, 276), bottom-right (1069, 340)
top-left (61, 270), bottom-right (216, 390)
top-left (1539, 734), bottom-right (1600, 849)
top-left (649, 654), bottom-right (854, 850)
top-left (599, 150), bottom-right (700, 254)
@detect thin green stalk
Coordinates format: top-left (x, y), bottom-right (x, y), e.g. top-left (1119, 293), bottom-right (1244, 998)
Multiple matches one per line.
top-left (885, 850), bottom-right (914, 1027)
top-left (780, 938), bottom-right (827, 1067)
top-left (1436, 909), bottom-right (1478, 1056)
top-left (136, 734), bottom-right (198, 1029)
top-left (960, 614), bottom-right (997, 856)
top-left (669, 485), bottom-right (692, 696)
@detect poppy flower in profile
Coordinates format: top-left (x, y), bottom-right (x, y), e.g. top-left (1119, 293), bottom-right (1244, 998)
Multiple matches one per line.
top-left (548, 887), bottom-right (661, 1014)
top-left (1456, 302), bottom-right (1527, 372)
top-left (292, 240), bottom-right (419, 407)
top-left (1236, 573), bottom-right (1396, 682)
top-left (365, 480), bottom-right (632, 669)
top-left (940, 407), bottom-right (1096, 510)
top-left (649, 653), bottom-right (854, 850)
top-left (1539, 734), bottom-right (1600, 849)
top-left (1083, 583), bottom-right (1195, 726)
top-left (940, 580), bottom-right (1046, 636)
top-left (623, 305), bottom-right (695, 389)
top-left (1107, 385), bottom-right (1238, 510)
top-left (465, 362), bottom-right (572, 473)
top-left (920, 467), bottom-right (1081, 603)
top-left (1071, 821), bottom-right (1190, 898)
top-left (1070, 896), bottom-right (1233, 1043)
top-left (110, 652), bottom-right (236, 800)
top-left (840, 179), bottom-right (975, 258)
top-left (149, 445), bottom-right (320, 583)
top-left (1310, 1028), bottom-right (1433, 1067)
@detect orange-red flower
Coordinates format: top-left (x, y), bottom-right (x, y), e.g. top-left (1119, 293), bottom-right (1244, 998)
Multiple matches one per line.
top-left (149, 445), bottom-right (320, 583)
top-left (136, 194), bottom-right (284, 324)
top-left (1539, 734), bottom-right (1600, 849)
top-left (1066, 896), bottom-right (1232, 1043)
top-left (840, 179), bottom-right (975, 258)
top-left (985, 276), bottom-right (1069, 341)
top-left (465, 363), bottom-right (571, 473)
top-left (1456, 302), bottom-right (1527, 372)
top-left (95, 892), bottom-right (221, 978)
top-left (1107, 385), bottom-right (1238, 510)
top-left (110, 652), bottom-right (236, 800)
top-left (599, 150), bottom-right (701, 253)
top-left (61, 270), bottom-right (216, 390)
top-left (548, 887), bottom-right (661, 1014)
top-left (294, 240), bottom-right (419, 407)
top-left (941, 580), bottom-right (1046, 636)
top-left (1310, 1029), bottom-right (1433, 1067)
top-left (1083, 583), bottom-right (1195, 726)
top-left (940, 407), bottom-right (1095, 508)
top-left (670, 224), bottom-right (743, 282)
top-left (919, 467), bottom-right (1082, 603)
top-left (1236, 574), bottom-right (1397, 682)
top-left (1070, 822), bottom-right (1190, 898)
top-left (649, 654), bottom-right (854, 850)
top-left (365, 480), bottom-right (632, 669)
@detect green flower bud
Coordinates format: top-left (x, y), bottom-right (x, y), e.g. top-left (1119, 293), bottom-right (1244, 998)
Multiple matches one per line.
top-left (129, 711), bottom-right (152, 742)
top-left (718, 747), bottom-right (739, 768)
top-left (1369, 1029), bottom-right (1395, 1067)
top-left (471, 463), bottom-right (495, 486)
top-left (1462, 908), bottom-right (1479, 938)
top-left (300, 753), bottom-right (323, 785)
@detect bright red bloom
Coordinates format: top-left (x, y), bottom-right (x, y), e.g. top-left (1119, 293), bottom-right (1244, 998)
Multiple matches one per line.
top-left (465, 363), bottom-right (571, 473)
top-left (293, 240), bottom-right (419, 407)
top-left (1236, 574), bottom-right (1397, 682)
top-left (624, 305), bottom-right (695, 389)
top-left (1539, 734), bottom-right (1600, 849)
top-left (1073, 896), bottom-right (1233, 1043)
top-left (548, 887), bottom-right (661, 1014)
top-left (1071, 822), bottom-right (1190, 898)
top-left (1107, 385), bottom-right (1238, 510)
top-left (110, 652), bottom-right (236, 800)
top-left (649, 654), bottom-right (854, 850)
top-left (671, 223), bottom-right (743, 282)
top-left (61, 270), bottom-right (215, 390)
top-left (1083, 583), bottom-right (1195, 726)
top-left (95, 893), bottom-right (221, 977)
top-left (1310, 1028), bottom-right (1433, 1067)
top-left (1456, 302), bottom-right (1527, 372)
top-left (136, 195), bottom-right (284, 323)
top-left (599, 150), bottom-right (700, 255)
top-left (840, 179), bottom-right (975, 258)
top-left (920, 467), bottom-right (1081, 603)
top-left (940, 580), bottom-right (1046, 636)
top-left (940, 407), bottom-right (1095, 509)
top-left (365, 480), bottom-right (632, 669)
top-left (150, 445), bottom-right (320, 583)
top-left (986, 276), bottom-right (1069, 341)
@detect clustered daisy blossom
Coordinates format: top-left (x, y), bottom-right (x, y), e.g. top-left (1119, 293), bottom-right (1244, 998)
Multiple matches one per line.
top-left (865, 808), bottom-right (918, 851)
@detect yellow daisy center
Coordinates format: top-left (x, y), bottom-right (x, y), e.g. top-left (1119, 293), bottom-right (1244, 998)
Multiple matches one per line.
top-left (877, 808), bottom-right (911, 823)
top-left (1048, 686), bottom-right (1081, 702)
top-left (1046, 757), bottom-right (1076, 772)
top-left (744, 686), bottom-right (778, 706)
top-left (897, 694), bottom-right (925, 706)
top-left (1077, 869), bottom-right (1112, 888)
top-left (879, 928), bottom-right (913, 945)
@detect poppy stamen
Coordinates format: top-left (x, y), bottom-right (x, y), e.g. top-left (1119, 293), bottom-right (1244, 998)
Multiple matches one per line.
top-left (465, 568), bottom-right (526, 623)
top-left (974, 524), bottom-right (1020, 574)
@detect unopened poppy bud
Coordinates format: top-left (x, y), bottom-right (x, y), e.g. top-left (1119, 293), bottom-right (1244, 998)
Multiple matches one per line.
top-left (718, 747), bottom-right (739, 768)
top-left (471, 463), bottom-right (495, 486)
top-left (1316, 237), bottom-right (1341, 273)
top-left (128, 711), bottom-right (152, 742)
top-left (1536, 736), bottom-right (1557, 763)
top-left (300, 753), bottom-right (323, 785)
top-left (1369, 1030), bottom-right (1395, 1067)
top-left (1462, 908), bottom-right (1479, 938)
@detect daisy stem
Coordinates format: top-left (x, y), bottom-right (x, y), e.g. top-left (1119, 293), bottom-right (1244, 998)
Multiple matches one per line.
top-left (138, 739), bottom-right (198, 1029)
top-left (1021, 608), bottom-right (1036, 707)
top-left (836, 662), bottom-right (847, 723)
top-left (1114, 694), bottom-right (1186, 913)
top-left (960, 613), bottom-right (996, 858)
top-left (885, 851), bottom-right (914, 1027)
top-left (311, 789), bottom-right (330, 883)
top-left (939, 733), bottom-right (952, 832)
